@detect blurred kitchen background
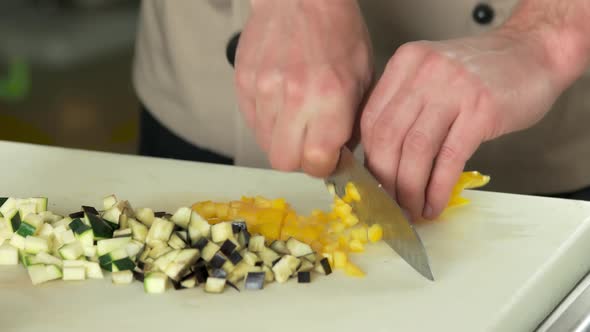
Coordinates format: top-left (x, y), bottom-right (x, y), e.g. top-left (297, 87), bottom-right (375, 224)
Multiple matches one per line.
top-left (0, 0), bottom-right (140, 154)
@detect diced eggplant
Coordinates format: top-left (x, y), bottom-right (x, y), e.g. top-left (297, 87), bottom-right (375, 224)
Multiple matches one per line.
top-left (211, 268), bottom-right (228, 279)
top-left (69, 211), bottom-right (84, 219)
top-left (297, 259), bottom-right (314, 272)
top-left (248, 235), bottom-right (265, 252)
top-left (297, 271), bottom-right (311, 283)
top-left (270, 240), bottom-right (290, 255)
top-left (237, 229), bottom-right (250, 248)
top-left (231, 221), bottom-right (247, 234)
top-left (153, 211), bottom-right (167, 218)
top-left (180, 276), bottom-right (197, 289)
top-left (314, 257), bottom-right (332, 275)
top-left (148, 243), bottom-right (172, 259)
top-left (193, 262), bottom-right (209, 284)
top-left (136, 208), bottom-right (155, 227)
top-left (228, 251), bottom-right (243, 265)
top-left (261, 265), bottom-right (274, 282)
top-left (171, 207), bottom-right (192, 229)
top-left (82, 206), bottom-right (99, 216)
top-left (163, 249), bottom-right (200, 281)
top-left (272, 255), bottom-right (300, 283)
top-left (255, 261), bottom-right (264, 267)
top-left (113, 228), bottom-right (133, 238)
top-left (103, 194), bottom-right (118, 210)
top-left (133, 270), bottom-right (145, 282)
top-left (193, 237), bottom-right (209, 251)
top-left (145, 218), bottom-right (175, 247)
top-left (205, 277), bottom-right (226, 293)
top-left (220, 239), bottom-right (237, 256)
top-left (125, 240), bottom-right (145, 258)
top-left (303, 253), bottom-right (317, 263)
top-left (209, 252), bottom-right (227, 269)
top-left (170, 279), bottom-right (183, 290)
top-left (175, 231), bottom-right (189, 243)
top-left (188, 211), bottom-right (210, 244)
top-left (226, 281), bottom-right (240, 292)
top-left (211, 222), bottom-right (233, 243)
top-left (154, 249), bottom-right (181, 272)
top-left (201, 242), bottom-right (220, 262)
top-left (227, 261), bottom-right (262, 284)
top-left (244, 271), bottom-right (265, 290)
top-left (168, 232), bottom-right (187, 250)
top-left (258, 247), bottom-right (280, 267)
top-left (240, 250), bottom-right (261, 266)
top-left (286, 238), bottom-right (313, 257)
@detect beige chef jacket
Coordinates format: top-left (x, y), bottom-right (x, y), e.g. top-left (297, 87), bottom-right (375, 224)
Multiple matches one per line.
top-left (132, 0), bottom-right (590, 195)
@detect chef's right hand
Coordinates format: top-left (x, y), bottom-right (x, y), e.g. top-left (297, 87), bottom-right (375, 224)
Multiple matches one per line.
top-left (234, 0), bottom-right (373, 177)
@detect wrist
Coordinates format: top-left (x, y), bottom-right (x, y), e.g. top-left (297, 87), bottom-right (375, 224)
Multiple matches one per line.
top-left (500, 1), bottom-right (590, 90)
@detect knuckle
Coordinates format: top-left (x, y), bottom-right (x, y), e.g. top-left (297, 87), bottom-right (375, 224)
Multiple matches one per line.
top-left (437, 144), bottom-right (462, 164)
top-left (256, 70), bottom-right (283, 96)
top-left (403, 129), bottom-right (432, 155)
top-left (284, 75), bottom-right (306, 104)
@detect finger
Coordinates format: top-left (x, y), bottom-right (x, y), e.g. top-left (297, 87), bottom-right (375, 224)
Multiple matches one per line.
top-left (267, 73), bottom-right (308, 172)
top-left (396, 102), bottom-right (459, 221)
top-left (364, 91), bottom-right (423, 198)
top-left (234, 67), bottom-right (257, 130)
top-left (302, 95), bottom-right (356, 177)
top-left (360, 43), bottom-right (431, 155)
top-left (254, 71), bottom-right (284, 152)
top-left (423, 112), bottom-right (484, 220)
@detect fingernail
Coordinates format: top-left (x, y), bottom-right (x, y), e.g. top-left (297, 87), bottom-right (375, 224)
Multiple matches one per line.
top-left (423, 204), bottom-right (434, 219)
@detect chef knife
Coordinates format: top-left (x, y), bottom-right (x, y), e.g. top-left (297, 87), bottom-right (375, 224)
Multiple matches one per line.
top-left (325, 147), bottom-right (435, 281)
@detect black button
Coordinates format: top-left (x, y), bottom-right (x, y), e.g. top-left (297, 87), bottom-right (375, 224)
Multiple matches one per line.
top-left (226, 32), bottom-right (241, 68)
top-left (472, 3), bottom-right (495, 25)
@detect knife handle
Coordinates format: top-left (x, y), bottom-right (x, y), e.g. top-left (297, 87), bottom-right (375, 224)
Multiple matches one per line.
top-left (226, 32), bottom-right (241, 69)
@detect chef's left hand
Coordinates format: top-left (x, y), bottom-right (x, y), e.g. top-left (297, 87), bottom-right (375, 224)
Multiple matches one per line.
top-left (360, 27), bottom-right (570, 222)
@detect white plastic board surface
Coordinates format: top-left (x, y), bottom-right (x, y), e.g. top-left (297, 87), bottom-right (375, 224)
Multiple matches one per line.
top-left (1, 141), bottom-right (590, 332)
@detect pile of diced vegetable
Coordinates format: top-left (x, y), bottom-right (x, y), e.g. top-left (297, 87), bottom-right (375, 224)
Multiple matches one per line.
top-left (0, 182), bottom-right (378, 293)
top-left (0, 171), bottom-right (489, 294)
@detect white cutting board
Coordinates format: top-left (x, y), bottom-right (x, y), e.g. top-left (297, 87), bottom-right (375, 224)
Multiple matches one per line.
top-left (1, 141), bottom-right (590, 332)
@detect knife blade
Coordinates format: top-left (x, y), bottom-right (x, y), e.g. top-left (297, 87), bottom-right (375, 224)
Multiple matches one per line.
top-left (325, 147), bottom-right (434, 281)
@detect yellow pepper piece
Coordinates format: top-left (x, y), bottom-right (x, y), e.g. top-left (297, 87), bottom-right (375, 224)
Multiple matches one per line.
top-left (343, 214), bottom-right (359, 227)
top-left (344, 261), bottom-right (365, 277)
top-left (368, 224), bottom-right (383, 243)
top-left (271, 198), bottom-right (287, 210)
top-left (215, 203), bottom-right (229, 220)
top-left (345, 182), bottom-right (361, 202)
top-left (349, 239), bottom-right (365, 252)
top-left (350, 226), bottom-right (368, 244)
top-left (333, 250), bottom-right (348, 269)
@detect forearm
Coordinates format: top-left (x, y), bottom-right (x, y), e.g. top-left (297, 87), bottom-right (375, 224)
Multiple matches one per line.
top-left (502, 0), bottom-right (590, 88)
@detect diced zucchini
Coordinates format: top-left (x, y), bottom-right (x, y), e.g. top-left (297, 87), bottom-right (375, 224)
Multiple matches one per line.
top-left (180, 276), bottom-right (197, 289)
top-left (128, 218), bottom-right (148, 243)
top-left (205, 277), bottom-right (226, 293)
top-left (112, 270), bottom-right (133, 285)
top-left (163, 249), bottom-right (199, 280)
top-left (171, 207), bottom-right (191, 229)
top-left (103, 195), bottom-right (118, 210)
top-left (63, 266), bottom-right (86, 281)
top-left (27, 264), bottom-right (62, 285)
top-left (30, 198), bottom-right (48, 213)
top-left (0, 197), bottom-right (16, 217)
top-left (76, 229), bottom-right (94, 249)
top-left (37, 223), bottom-right (54, 239)
top-left (148, 243), bottom-right (172, 259)
top-left (248, 235), bottom-right (265, 252)
top-left (286, 238), bottom-right (313, 257)
top-left (18, 202), bottom-right (37, 220)
top-left (84, 211), bottom-right (113, 240)
top-left (2, 208), bottom-right (20, 231)
top-left (9, 233), bottom-right (25, 250)
top-left (69, 218), bottom-right (91, 235)
top-left (32, 252), bottom-right (63, 268)
top-left (102, 206), bottom-right (122, 227)
top-left (144, 272), bottom-right (168, 294)
top-left (125, 240), bottom-right (144, 258)
top-left (55, 229), bottom-right (76, 245)
top-left (145, 218), bottom-right (174, 247)
top-left (112, 257), bottom-right (136, 271)
top-left (85, 261), bottom-right (104, 279)
top-left (84, 245), bottom-right (97, 258)
top-left (97, 237), bottom-right (132, 256)
top-left (59, 241), bottom-right (84, 260)
top-left (0, 242), bottom-right (18, 265)
top-left (188, 211), bottom-right (210, 244)
top-left (63, 259), bottom-right (87, 267)
top-left (52, 217), bottom-right (73, 229)
top-left (135, 208), bottom-right (155, 227)
top-left (98, 248), bottom-right (128, 271)
top-left (24, 236), bottom-right (49, 254)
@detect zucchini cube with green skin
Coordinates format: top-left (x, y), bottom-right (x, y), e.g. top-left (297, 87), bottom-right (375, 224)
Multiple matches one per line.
top-left (27, 264), bottom-right (62, 285)
top-left (97, 237), bottom-right (131, 256)
top-left (62, 266), bottom-right (86, 281)
top-left (98, 248), bottom-right (128, 271)
top-left (59, 241), bottom-right (84, 260)
top-left (112, 257), bottom-right (136, 271)
top-left (0, 242), bottom-right (19, 265)
top-left (84, 212), bottom-right (113, 240)
top-left (145, 218), bottom-right (174, 247)
top-left (16, 214), bottom-right (44, 237)
top-left (32, 252), bottom-right (63, 268)
top-left (9, 233), bottom-right (26, 250)
top-left (17, 201), bottom-right (37, 220)
top-left (144, 272), bottom-right (168, 294)
top-left (2, 208), bottom-right (21, 232)
top-left (0, 197), bottom-right (16, 217)
top-left (85, 261), bottom-right (103, 279)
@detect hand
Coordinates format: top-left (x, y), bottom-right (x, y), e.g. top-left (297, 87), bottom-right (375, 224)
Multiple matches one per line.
top-left (234, 0), bottom-right (373, 177)
top-left (360, 28), bottom-right (564, 221)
